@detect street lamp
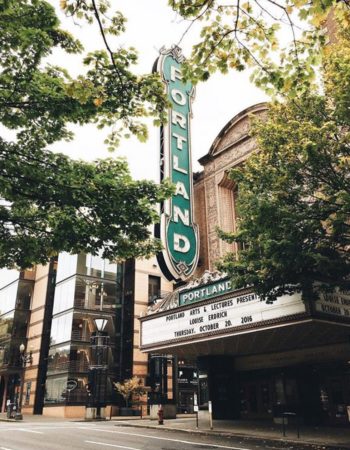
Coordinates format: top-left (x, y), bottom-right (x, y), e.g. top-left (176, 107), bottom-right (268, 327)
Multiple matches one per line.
top-left (86, 317), bottom-right (110, 420)
top-left (15, 343), bottom-right (33, 420)
top-left (94, 318), bottom-right (108, 333)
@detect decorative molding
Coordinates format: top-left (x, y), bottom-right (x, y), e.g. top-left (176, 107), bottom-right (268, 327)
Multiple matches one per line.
top-left (159, 45), bottom-right (185, 63)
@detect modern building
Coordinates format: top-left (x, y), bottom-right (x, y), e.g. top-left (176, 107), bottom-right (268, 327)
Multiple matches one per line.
top-left (0, 266), bottom-right (37, 414)
top-left (140, 103), bottom-right (350, 427)
top-left (0, 253), bottom-right (173, 417)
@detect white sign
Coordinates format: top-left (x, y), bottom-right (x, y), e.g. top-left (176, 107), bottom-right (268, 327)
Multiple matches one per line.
top-left (315, 290), bottom-right (350, 318)
top-left (141, 292), bottom-right (305, 347)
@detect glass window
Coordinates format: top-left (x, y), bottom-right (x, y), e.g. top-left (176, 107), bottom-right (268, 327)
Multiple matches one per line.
top-left (0, 280), bottom-right (19, 315)
top-left (76, 254), bottom-right (117, 280)
top-left (16, 281), bottom-right (33, 310)
top-left (71, 316), bottom-right (91, 343)
top-left (85, 254), bottom-right (117, 280)
top-left (52, 277), bottom-right (75, 314)
top-left (50, 312), bottom-right (73, 345)
top-left (0, 268), bottom-right (19, 290)
top-left (274, 377), bottom-right (286, 405)
top-left (47, 343), bottom-right (91, 375)
top-left (148, 276), bottom-right (161, 304)
top-left (55, 253), bottom-right (78, 283)
top-left (0, 311), bottom-right (14, 343)
top-left (12, 310), bottom-right (30, 339)
top-left (199, 377), bottom-right (209, 406)
top-left (70, 347), bottom-right (90, 373)
top-left (45, 376), bottom-right (68, 404)
top-left (47, 345), bottom-right (71, 374)
top-left (0, 342), bottom-right (10, 366)
top-left (74, 277), bottom-right (117, 311)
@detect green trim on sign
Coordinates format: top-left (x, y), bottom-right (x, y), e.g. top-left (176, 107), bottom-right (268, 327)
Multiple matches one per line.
top-left (179, 278), bottom-right (234, 305)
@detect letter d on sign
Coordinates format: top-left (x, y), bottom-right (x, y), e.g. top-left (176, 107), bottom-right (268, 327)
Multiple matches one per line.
top-left (174, 233), bottom-right (190, 253)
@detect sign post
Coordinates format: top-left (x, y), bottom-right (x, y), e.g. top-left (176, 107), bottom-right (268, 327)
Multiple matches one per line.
top-left (208, 400), bottom-right (213, 430)
top-left (194, 393), bottom-right (199, 429)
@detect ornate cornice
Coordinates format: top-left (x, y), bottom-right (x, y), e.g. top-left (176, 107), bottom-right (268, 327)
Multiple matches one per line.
top-left (159, 45), bottom-right (185, 63)
top-left (147, 270), bottom-right (226, 315)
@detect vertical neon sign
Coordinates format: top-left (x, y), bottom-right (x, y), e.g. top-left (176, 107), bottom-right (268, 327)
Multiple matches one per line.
top-left (155, 46), bottom-right (199, 282)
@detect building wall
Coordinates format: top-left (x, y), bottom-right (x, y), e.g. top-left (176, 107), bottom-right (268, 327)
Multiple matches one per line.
top-left (132, 257), bottom-right (173, 413)
top-left (0, 268), bottom-right (36, 413)
top-left (194, 103), bottom-right (267, 273)
top-left (22, 264), bottom-right (51, 414)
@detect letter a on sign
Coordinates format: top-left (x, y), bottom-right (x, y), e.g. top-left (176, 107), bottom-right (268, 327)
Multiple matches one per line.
top-left (154, 46), bottom-right (199, 282)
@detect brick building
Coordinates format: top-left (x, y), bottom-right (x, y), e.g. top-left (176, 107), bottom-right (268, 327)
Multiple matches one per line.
top-left (141, 103), bottom-right (350, 427)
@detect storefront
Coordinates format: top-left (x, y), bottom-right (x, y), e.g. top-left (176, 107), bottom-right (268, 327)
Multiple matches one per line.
top-left (140, 275), bottom-right (350, 426)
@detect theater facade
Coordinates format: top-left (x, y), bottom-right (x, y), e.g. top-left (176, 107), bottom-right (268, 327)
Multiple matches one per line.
top-left (141, 103), bottom-right (350, 426)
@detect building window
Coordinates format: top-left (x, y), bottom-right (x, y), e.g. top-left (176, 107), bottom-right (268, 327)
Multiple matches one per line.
top-left (218, 172), bottom-right (237, 256)
top-left (148, 276), bottom-right (160, 304)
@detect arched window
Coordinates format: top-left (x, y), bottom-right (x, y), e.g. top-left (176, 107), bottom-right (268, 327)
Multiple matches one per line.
top-left (217, 172), bottom-right (238, 257)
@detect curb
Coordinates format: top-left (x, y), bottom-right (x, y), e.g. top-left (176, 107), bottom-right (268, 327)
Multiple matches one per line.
top-left (113, 421), bottom-right (350, 450)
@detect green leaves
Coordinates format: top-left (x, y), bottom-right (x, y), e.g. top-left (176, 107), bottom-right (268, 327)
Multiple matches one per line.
top-left (218, 35), bottom-right (350, 301)
top-left (171, 0), bottom-right (346, 97)
top-left (114, 377), bottom-right (147, 407)
top-left (0, 140), bottom-right (173, 268)
top-left (0, 0), bottom-right (171, 268)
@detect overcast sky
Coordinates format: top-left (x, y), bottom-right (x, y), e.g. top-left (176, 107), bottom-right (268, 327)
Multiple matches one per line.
top-left (49, 1), bottom-right (267, 179)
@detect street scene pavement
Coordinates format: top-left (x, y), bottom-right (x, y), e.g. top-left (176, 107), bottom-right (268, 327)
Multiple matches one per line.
top-left (0, 416), bottom-right (349, 450)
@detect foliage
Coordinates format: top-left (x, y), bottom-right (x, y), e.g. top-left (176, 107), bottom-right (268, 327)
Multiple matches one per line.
top-left (170, 0), bottom-right (350, 96)
top-left (114, 376), bottom-right (147, 407)
top-left (0, 0), bottom-right (171, 268)
top-left (217, 29), bottom-right (350, 302)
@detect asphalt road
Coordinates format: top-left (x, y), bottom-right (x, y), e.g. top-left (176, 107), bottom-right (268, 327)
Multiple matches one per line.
top-left (0, 421), bottom-right (298, 450)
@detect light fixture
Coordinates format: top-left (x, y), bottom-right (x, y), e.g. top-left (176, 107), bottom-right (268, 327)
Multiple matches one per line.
top-left (19, 343), bottom-right (25, 353)
top-left (94, 318), bottom-right (108, 332)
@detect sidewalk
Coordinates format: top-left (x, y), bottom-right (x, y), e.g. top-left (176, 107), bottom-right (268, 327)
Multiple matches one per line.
top-left (0, 412), bottom-right (68, 423)
top-left (111, 415), bottom-right (350, 449)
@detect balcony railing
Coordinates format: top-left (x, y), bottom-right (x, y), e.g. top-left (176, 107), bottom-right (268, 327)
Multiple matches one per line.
top-left (71, 330), bottom-right (90, 342)
top-left (47, 360), bottom-right (90, 374)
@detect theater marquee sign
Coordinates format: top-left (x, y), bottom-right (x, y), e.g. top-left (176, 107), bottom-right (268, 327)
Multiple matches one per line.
top-left (315, 290), bottom-right (350, 318)
top-left (155, 46), bottom-right (199, 282)
top-left (141, 290), bottom-right (305, 348)
top-left (179, 278), bottom-right (233, 306)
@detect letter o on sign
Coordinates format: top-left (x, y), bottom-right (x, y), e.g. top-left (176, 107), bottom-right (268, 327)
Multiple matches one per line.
top-left (171, 89), bottom-right (186, 106)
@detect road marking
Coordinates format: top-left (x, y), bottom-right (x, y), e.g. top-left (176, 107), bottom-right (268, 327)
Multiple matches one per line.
top-left (86, 441), bottom-right (140, 450)
top-left (18, 428), bottom-right (44, 434)
top-left (1, 447), bottom-right (15, 450)
top-left (82, 428), bottom-right (250, 450)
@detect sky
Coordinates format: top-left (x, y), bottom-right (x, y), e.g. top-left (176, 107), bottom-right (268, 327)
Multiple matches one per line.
top-left (49, 1), bottom-right (267, 179)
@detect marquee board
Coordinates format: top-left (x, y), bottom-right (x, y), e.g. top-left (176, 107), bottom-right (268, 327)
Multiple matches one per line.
top-left (141, 291), bottom-right (306, 348)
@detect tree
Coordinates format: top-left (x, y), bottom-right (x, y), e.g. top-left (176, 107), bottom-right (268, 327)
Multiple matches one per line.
top-left (0, 0), bottom-right (171, 269)
top-left (217, 25), bottom-right (350, 302)
top-left (170, 0), bottom-right (350, 96)
top-left (114, 376), bottom-right (147, 408)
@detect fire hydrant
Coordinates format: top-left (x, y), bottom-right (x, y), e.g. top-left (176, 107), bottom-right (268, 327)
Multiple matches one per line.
top-left (157, 405), bottom-right (164, 425)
